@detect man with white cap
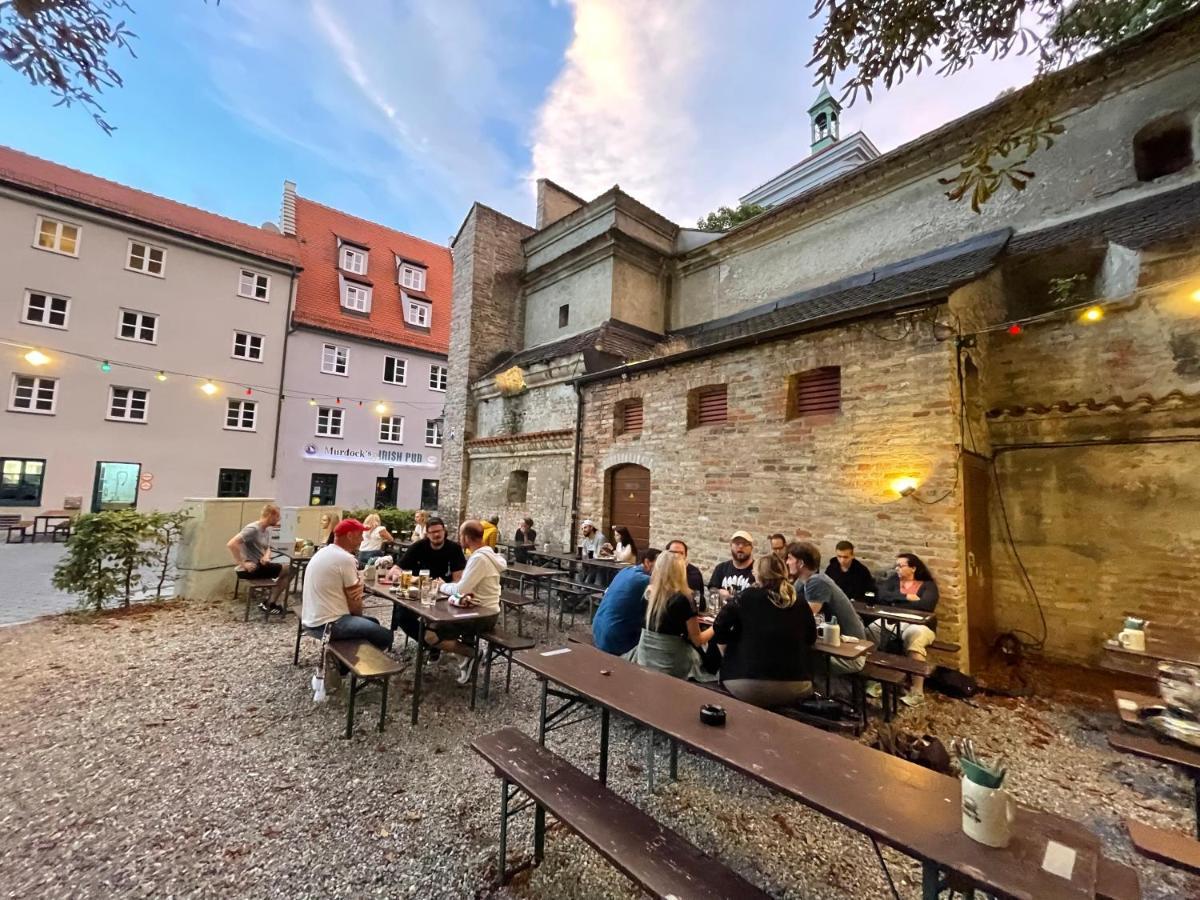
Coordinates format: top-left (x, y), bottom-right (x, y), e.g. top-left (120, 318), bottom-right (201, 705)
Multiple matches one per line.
top-left (577, 518), bottom-right (604, 587)
top-left (708, 530), bottom-right (756, 600)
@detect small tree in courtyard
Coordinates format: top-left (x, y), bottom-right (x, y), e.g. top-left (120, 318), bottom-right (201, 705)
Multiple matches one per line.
top-left (146, 509), bottom-right (190, 600)
top-left (52, 510), bottom-right (163, 611)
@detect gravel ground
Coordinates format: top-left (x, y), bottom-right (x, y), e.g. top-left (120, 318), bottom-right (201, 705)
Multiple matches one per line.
top-left (0, 597), bottom-right (1196, 900)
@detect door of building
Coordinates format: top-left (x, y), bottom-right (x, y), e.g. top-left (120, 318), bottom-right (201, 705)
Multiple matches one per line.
top-left (91, 461), bottom-right (141, 512)
top-left (375, 469), bottom-right (397, 509)
top-left (607, 464), bottom-right (650, 551)
top-left (420, 479), bottom-right (439, 511)
top-left (962, 452), bottom-right (996, 671)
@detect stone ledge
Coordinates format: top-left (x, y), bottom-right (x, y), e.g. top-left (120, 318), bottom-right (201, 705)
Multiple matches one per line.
top-left (465, 429), bottom-right (575, 456)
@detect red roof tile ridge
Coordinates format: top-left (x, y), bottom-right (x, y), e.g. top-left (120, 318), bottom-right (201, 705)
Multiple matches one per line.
top-left (0, 144), bottom-right (299, 263)
top-left (296, 194), bottom-right (451, 256)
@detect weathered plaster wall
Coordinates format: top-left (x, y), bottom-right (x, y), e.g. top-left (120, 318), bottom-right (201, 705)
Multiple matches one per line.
top-left (474, 376), bottom-right (580, 438)
top-left (465, 451), bottom-right (574, 550)
top-left (524, 258), bottom-right (614, 348)
top-left (612, 257), bottom-right (666, 336)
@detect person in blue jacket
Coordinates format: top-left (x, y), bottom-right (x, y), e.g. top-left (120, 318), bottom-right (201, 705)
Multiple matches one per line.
top-left (592, 548), bottom-right (660, 655)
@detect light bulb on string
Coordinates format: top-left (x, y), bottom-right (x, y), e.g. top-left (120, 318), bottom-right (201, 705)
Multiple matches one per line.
top-left (357, 401), bottom-right (363, 408)
top-left (200, 380), bottom-right (218, 396)
top-left (100, 360), bottom-right (112, 373)
top-left (155, 371), bottom-right (167, 382)
top-left (308, 398), bottom-right (317, 406)
top-left (24, 349), bottom-right (50, 366)
top-left (335, 397), bottom-right (341, 405)
top-left (1081, 306), bottom-right (1104, 323)
top-left (375, 402), bottom-right (387, 414)
top-left (1007, 323), bottom-right (1022, 335)
top-left (244, 387), bottom-right (253, 396)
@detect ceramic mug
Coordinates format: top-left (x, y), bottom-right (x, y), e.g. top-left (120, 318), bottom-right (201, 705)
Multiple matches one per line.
top-left (817, 621), bottom-right (841, 645)
top-left (1118, 628), bottom-right (1147, 652)
top-left (962, 779), bottom-right (1015, 848)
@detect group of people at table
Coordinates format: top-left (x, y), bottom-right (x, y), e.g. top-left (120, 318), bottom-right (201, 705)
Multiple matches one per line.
top-left (226, 505), bottom-right (940, 707)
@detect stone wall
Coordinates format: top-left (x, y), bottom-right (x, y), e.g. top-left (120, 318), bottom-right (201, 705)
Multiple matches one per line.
top-left (578, 310), bottom-right (969, 665)
top-left (464, 440), bottom-right (575, 550)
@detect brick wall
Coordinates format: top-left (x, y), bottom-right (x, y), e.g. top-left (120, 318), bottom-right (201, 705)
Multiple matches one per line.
top-left (464, 446), bottom-right (575, 550)
top-left (578, 312), bottom-right (969, 662)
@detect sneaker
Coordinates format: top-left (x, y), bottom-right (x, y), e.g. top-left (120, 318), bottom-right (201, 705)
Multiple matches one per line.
top-left (258, 602), bottom-right (271, 614)
top-left (865, 682), bottom-right (882, 699)
top-left (900, 691), bottom-right (925, 708)
top-left (456, 655), bottom-right (475, 686)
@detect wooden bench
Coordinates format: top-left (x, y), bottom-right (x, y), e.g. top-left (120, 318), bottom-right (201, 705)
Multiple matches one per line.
top-left (861, 661), bottom-right (907, 722)
top-left (929, 639), bottom-right (960, 654)
top-left (500, 589), bottom-right (535, 636)
top-left (1, 515), bottom-right (31, 544)
top-left (867, 650), bottom-right (936, 678)
top-left (473, 629), bottom-right (537, 707)
top-left (471, 726), bottom-right (772, 897)
top-left (325, 640), bottom-right (403, 739)
top-left (1127, 817), bottom-right (1200, 875)
top-left (237, 577), bottom-right (284, 622)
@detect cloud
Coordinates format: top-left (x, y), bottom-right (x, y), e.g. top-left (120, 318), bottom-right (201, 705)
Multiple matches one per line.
top-left (531, 0), bottom-right (1040, 225)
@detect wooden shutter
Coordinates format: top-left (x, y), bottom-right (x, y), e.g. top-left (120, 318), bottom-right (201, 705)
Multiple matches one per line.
top-left (696, 385), bottom-right (728, 425)
top-left (794, 366), bottom-right (841, 416)
top-left (621, 398), bottom-right (643, 434)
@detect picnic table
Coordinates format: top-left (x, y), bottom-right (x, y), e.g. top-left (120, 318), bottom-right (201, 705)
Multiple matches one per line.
top-left (33, 510), bottom-right (73, 541)
top-left (813, 634), bottom-right (874, 695)
top-left (853, 600), bottom-right (935, 646)
top-left (365, 584), bottom-right (487, 724)
top-left (1101, 632), bottom-right (1200, 679)
top-left (505, 561), bottom-right (559, 597)
top-left (515, 642), bottom-right (1137, 900)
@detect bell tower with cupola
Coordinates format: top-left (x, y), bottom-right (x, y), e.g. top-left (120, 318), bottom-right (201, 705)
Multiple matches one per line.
top-left (808, 83), bottom-right (841, 152)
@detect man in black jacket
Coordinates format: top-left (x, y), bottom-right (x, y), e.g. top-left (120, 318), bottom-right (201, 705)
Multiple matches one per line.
top-left (824, 540), bottom-right (877, 602)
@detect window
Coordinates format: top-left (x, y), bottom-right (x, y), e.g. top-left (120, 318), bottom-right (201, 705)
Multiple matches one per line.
top-left (340, 245), bottom-right (368, 275)
top-left (398, 262), bottom-right (426, 291)
top-left (429, 364), bottom-right (448, 391)
top-left (559, 304), bottom-right (570, 328)
top-left (321, 343), bottom-right (349, 376)
top-left (232, 331), bottom-right (264, 362)
top-left (22, 291), bottom-right (70, 329)
top-left (342, 279), bottom-right (372, 313)
top-left (1134, 114), bottom-right (1195, 182)
top-left (217, 468), bottom-right (251, 498)
top-left (379, 415), bottom-right (404, 443)
top-left (383, 356), bottom-right (407, 385)
top-left (34, 216), bottom-right (80, 256)
top-left (425, 419), bottom-right (443, 447)
top-left (9, 374), bottom-right (57, 414)
top-left (405, 299), bottom-right (431, 327)
top-left (506, 469), bottom-right (529, 505)
top-left (225, 399), bottom-right (257, 431)
top-left (0, 457), bottom-right (45, 506)
top-left (118, 309), bottom-right (158, 344)
top-left (126, 240), bottom-right (166, 276)
top-left (614, 397), bottom-right (643, 436)
top-left (688, 384), bottom-right (728, 429)
top-left (107, 386), bottom-right (149, 422)
top-left (310, 473), bottom-right (337, 506)
top-left (316, 405), bottom-right (344, 438)
top-left (789, 366), bottom-right (842, 419)
top-left (238, 269), bottom-right (270, 301)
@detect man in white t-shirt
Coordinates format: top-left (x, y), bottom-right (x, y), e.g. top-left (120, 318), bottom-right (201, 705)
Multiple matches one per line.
top-left (301, 518), bottom-right (392, 652)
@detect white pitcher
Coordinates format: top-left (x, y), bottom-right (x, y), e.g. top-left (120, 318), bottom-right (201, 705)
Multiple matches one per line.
top-left (961, 778), bottom-right (1015, 848)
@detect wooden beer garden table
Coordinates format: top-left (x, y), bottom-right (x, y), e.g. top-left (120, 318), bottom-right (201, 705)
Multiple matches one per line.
top-left (1101, 631), bottom-right (1200, 679)
top-left (32, 509), bottom-right (73, 540)
top-left (514, 642), bottom-right (1139, 900)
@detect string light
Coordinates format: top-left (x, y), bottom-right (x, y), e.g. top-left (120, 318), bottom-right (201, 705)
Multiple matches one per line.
top-left (155, 371), bottom-right (167, 382)
top-left (1191, 288), bottom-right (1200, 303)
top-left (1081, 306), bottom-right (1104, 323)
top-left (100, 360), bottom-right (112, 372)
top-left (375, 402), bottom-right (387, 414)
top-left (24, 349), bottom-right (50, 366)
top-left (335, 397), bottom-right (341, 405)
top-left (200, 380), bottom-right (218, 396)
top-left (244, 387), bottom-right (253, 396)
top-left (308, 398), bottom-right (317, 406)
top-left (1007, 323), bottom-right (1022, 335)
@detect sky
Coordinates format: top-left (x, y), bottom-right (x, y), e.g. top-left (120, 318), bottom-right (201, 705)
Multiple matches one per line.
top-left (0, 1), bottom-right (1039, 245)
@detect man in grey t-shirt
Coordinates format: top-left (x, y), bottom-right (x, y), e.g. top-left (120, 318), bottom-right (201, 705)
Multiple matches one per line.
top-left (226, 503), bottom-right (291, 613)
top-left (786, 540), bottom-right (866, 675)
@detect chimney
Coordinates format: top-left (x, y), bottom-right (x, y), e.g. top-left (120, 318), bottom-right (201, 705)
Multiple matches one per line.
top-left (535, 178), bottom-right (585, 230)
top-left (281, 180), bottom-right (297, 236)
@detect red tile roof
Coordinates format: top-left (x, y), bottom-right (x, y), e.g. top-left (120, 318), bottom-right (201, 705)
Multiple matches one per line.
top-left (292, 196), bottom-right (451, 355)
top-left (0, 145), bottom-right (300, 266)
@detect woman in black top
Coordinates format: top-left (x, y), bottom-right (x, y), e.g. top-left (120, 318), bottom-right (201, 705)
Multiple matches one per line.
top-left (625, 550), bottom-right (713, 680)
top-left (713, 553), bottom-right (817, 708)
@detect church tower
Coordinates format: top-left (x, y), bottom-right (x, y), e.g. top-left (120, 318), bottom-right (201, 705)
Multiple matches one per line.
top-left (808, 83), bottom-right (841, 153)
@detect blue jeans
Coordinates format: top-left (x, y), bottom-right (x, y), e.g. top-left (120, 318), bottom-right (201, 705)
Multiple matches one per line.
top-left (357, 550), bottom-right (384, 566)
top-left (328, 614), bottom-right (393, 652)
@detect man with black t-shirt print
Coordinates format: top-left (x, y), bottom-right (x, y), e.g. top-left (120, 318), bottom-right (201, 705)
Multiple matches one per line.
top-left (392, 517), bottom-right (466, 631)
top-left (708, 530), bottom-right (756, 600)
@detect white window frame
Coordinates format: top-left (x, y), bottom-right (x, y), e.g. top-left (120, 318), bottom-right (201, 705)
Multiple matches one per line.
top-left (117, 308), bottom-right (159, 345)
top-left (21, 290), bottom-right (71, 330)
top-left (33, 215), bottom-right (81, 257)
top-left (341, 279), bottom-right (372, 313)
top-left (398, 263), bottom-right (426, 292)
top-left (224, 399), bottom-right (257, 432)
top-left (107, 386), bottom-right (149, 423)
top-left (320, 343), bottom-right (349, 376)
top-left (428, 364), bottom-right (448, 392)
top-left (238, 269), bottom-right (271, 302)
top-left (405, 299), bottom-right (431, 328)
top-left (231, 331), bottom-right (265, 362)
top-left (340, 245), bottom-right (368, 275)
top-left (125, 239), bottom-right (167, 277)
top-left (425, 419), bottom-right (443, 447)
top-left (382, 355), bottom-right (407, 386)
top-left (315, 405), bottom-right (344, 438)
top-left (379, 415), bottom-right (404, 444)
top-left (8, 373), bottom-right (58, 415)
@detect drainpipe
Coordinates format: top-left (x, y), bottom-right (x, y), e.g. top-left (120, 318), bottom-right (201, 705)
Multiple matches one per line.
top-left (568, 380), bottom-right (585, 549)
top-left (270, 264), bottom-right (298, 480)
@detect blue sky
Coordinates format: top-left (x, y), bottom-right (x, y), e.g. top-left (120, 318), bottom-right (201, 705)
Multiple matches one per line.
top-left (0, 1), bottom-right (1037, 245)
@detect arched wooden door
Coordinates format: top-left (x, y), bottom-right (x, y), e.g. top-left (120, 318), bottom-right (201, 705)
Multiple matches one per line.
top-left (607, 464), bottom-right (651, 551)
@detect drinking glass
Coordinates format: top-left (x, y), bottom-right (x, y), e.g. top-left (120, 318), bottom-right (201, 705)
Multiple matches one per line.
top-left (419, 570), bottom-right (434, 607)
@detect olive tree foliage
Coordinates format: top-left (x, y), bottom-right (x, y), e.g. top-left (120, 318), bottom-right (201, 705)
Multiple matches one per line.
top-left (809, 0), bottom-right (1199, 210)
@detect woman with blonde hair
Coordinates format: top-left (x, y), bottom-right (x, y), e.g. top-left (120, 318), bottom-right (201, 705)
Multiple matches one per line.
top-left (319, 511), bottom-right (342, 546)
top-left (411, 510), bottom-right (429, 542)
top-left (625, 550), bottom-right (713, 680)
top-left (712, 553), bottom-right (817, 708)
top-left (358, 513), bottom-right (394, 566)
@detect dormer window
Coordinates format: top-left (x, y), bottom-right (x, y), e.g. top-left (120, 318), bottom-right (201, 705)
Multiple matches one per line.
top-left (340, 274), bottom-right (372, 313)
top-left (397, 260), bottom-right (426, 292)
top-left (405, 299), bottom-right (431, 328)
top-left (339, 243), bottom-right (368, 275)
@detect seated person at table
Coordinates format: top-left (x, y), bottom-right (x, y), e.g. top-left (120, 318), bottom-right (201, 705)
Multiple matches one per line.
top-left (708, 530), bottom-right (756, 599)
top-left (411, 510), bottom-right (429, 542)
top-left (824, 540), bottom-right (877, 602)
top-left (226, 503), bottom-right (291, 614)
top-left (769, 533), bottom-right (788, 562)
top-left (666, 539), bottom-right (705, 603)
top-left (392, 517), bottom-right (467, 631)
top-left (395, 520), bottom-right (505, 685)
top-left (626, 551), bottom-right (713, 680)
top-left (869, 552), bottom-right (940, 707)
top-left (612, 525), bottom-right (637, 564)
top-left (513, 517), bottom-right (536, 563)
top-left (592, 548), bottom-right (660, 656)
top-left (577, 519), bottom-right (604, 586)
top-left (319, 511), bottom-right (341, 546)
top-left (482, 515), bottom-right (499, 549)
top-left (713, 554), bottom-right (817, 708)
top-left (301, 519), bottom-right (393, 685)
top-left (786, 541), bottom-right (866, 676)
top-left (357, 513), bottom-right (393, 566)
